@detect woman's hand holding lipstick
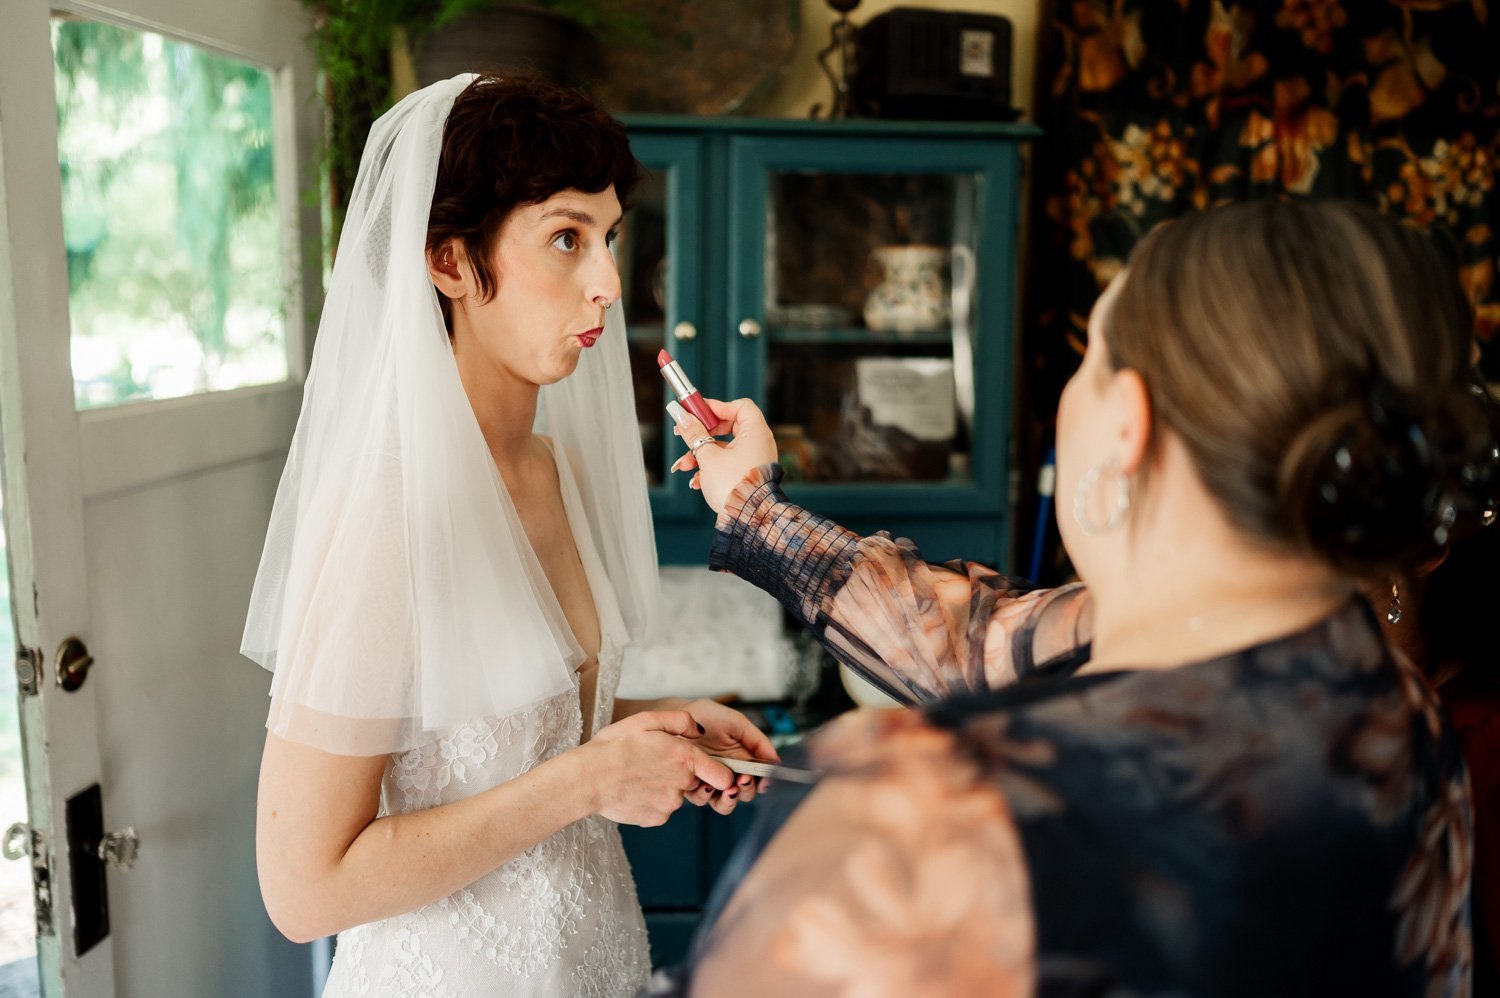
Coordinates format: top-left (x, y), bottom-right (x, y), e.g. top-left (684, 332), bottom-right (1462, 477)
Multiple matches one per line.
top-left (668, 397), bottom-right (779, 515)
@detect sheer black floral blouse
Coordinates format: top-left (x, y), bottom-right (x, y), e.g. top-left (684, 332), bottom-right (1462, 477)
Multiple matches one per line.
top-left (660, 464), bottom-right (1473, 997)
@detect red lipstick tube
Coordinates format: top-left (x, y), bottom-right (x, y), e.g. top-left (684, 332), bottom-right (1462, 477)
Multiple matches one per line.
top-left (657, 349), bottom-right (718, 430)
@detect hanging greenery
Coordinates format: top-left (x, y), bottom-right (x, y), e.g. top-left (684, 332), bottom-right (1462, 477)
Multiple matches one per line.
top-left (299, 0), bottom-right (644, 238)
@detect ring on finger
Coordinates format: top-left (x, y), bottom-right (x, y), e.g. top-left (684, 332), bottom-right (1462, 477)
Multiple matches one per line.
top-left (688, 434), bottom-right (715, 454)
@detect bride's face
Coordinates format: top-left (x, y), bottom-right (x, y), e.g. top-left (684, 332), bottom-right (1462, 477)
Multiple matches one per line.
top-left (454, 185), bottom-right (623, 388)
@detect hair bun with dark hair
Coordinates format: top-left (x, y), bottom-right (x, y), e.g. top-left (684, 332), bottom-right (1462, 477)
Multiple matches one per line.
top-left (1279, 377), bottom-right (1500, 579)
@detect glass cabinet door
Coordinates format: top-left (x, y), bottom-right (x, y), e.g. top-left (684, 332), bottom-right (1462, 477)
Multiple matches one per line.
top-left (617, 134), bottom-right (702, 517)
top-left (728, 136), bottom-right (1020, 516)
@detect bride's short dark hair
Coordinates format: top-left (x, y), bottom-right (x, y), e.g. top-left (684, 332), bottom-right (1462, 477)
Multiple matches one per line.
top-left (426, 73), bottom-right (641, 325)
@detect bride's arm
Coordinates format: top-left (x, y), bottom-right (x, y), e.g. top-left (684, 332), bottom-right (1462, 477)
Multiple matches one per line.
top-left (256, 708), bottom-right (732, 943)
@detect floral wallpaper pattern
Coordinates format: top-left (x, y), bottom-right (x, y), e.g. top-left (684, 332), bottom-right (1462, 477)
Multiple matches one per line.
top-left (1027, 0), bottom-right (1500, 411)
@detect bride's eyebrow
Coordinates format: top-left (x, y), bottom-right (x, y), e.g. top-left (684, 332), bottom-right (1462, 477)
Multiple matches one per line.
top-left (538, 207), bottom-right (623, 229)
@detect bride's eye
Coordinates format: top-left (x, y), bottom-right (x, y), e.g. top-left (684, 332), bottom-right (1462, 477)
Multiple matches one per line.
top-left (551, 230), bottom-right (580, 253)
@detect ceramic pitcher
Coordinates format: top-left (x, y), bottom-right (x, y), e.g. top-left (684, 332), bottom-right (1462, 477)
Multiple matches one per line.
top-left (863, 244), bottom-right (951, 333)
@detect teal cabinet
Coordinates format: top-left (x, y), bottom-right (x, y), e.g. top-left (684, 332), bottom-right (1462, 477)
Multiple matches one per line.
top-left (620, 117), bottom-right (1038, 570)
top-left (615, 117), bottom-right (1037, 968)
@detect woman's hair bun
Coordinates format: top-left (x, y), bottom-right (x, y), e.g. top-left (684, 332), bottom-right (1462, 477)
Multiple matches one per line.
top-left (1278, 378), bottom-right (1500, 579)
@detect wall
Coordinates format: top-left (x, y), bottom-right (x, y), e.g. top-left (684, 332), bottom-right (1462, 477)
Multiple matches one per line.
top-left (757, 0), bottom-right (1042, 121)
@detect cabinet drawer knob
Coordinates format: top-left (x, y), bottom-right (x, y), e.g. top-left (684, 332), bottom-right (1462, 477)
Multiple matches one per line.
top-left (672, 321), bottom-right (697, 342)
top-left (737, 318), bottom-right (762, 339)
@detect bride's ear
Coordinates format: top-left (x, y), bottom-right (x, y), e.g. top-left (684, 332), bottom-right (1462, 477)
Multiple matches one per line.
top-left (427, 239), bottom-right (467, 299)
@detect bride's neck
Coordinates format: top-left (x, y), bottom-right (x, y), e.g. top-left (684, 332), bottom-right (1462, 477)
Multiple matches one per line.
top-left (451, 336), bottom-right (539, 473)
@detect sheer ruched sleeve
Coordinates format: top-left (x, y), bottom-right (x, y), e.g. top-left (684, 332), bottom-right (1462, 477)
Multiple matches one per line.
top-left (709, 464), bottom-right (1093, 704)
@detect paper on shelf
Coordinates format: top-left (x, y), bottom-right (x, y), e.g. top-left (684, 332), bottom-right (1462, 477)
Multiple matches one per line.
top-left (855, 357), bottom-right (956, 441)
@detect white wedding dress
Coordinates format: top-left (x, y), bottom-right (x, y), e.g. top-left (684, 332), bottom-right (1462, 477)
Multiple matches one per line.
top-left (322, 442), bottom-right (652, 997)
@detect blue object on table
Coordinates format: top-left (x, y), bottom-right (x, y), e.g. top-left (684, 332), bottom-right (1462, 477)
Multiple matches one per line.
top-left (760, 705), bottom-right (797, 736)
top-left (1028, 445), bottom-right (1056, 583)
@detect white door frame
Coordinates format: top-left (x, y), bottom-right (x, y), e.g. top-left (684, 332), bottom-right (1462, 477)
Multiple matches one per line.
top-left (0, 0), bottom-right (321, 991)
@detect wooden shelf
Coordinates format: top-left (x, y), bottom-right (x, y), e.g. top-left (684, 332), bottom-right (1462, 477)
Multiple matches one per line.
top-left (767, 325), bottom-right (953, 345)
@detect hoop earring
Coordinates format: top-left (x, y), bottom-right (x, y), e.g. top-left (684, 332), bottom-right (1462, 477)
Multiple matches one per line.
top-left (1072, 461), bottom-right (1131, 536)
top-left (1386, 582), bottom-right (1402, 624)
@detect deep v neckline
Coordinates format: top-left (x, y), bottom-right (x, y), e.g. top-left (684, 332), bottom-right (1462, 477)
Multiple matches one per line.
top-left (540, 436), bottom-right (626, 741)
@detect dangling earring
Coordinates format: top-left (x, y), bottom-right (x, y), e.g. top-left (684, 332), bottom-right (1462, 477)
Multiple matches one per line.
top-left (1072, 461), bottom-right (1131, 536)
top-left (1386, 582), bottom-right (1402, 624)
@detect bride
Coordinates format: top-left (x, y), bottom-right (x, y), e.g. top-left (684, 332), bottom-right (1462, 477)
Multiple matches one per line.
top-left (242, 74), bottom-right (774, 996)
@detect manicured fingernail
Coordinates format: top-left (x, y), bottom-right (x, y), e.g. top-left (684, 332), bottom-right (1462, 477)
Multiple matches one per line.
top-left (666, 400), bottom-right (691, 428)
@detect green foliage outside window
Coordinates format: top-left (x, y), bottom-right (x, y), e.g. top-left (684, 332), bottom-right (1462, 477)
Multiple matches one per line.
top-left (53, 19), bottom-right (286, 408)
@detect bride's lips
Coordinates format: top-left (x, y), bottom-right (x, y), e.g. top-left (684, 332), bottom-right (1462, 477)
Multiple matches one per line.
top-left (577, 327), bottom-right (603, 348)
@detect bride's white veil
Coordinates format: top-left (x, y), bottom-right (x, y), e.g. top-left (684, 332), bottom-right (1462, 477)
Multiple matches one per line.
top-left (241, 74), bottom-right (660, 755)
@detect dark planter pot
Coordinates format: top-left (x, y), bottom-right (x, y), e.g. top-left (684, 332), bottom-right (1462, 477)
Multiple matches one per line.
top-left (415, 5), bottom-right (596, 89)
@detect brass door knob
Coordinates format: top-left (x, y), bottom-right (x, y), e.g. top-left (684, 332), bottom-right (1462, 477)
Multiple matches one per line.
top-left (55, 636), bottom-right (94, 692)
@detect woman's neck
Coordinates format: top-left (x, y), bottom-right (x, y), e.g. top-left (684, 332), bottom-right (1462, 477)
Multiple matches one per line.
top-left (1082, 561), bottom-right (1351, 675)
top-left (451, 334), bottom-right (539, 474)
top-left (1077, 472), bottom-right (1352, 674)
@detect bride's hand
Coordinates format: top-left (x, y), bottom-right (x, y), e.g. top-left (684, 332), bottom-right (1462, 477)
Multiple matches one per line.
top-left (668, 698), bottom-right (779, 815)
top-left (669, 398), bottom-right (778, 515)
top-left (582, 710), bottom-right (735, 827)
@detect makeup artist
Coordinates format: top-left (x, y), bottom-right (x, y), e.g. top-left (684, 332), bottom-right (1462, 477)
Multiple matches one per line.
top-left (661, 200), bottom-right (1498, 995)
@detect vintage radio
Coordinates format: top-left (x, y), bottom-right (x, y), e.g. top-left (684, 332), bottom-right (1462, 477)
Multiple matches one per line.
top-left (851, 8), bottom-right (1017, 121)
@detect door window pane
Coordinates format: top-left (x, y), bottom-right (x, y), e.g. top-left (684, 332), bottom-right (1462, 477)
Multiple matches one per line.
top-left (52, 18), bottom-right (288, 409)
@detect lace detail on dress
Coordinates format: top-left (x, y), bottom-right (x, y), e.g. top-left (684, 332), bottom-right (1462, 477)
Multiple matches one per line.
top-left (391, 719), bottom-right (507, 813)
top-left (389, 911), bottom-right (461, 998)
top-left (568, 815), bottom-right (647, 998)
top-left (390, 683), bottom-right (580, 814)
top-left (439, 823), bottom-right (588, 977)
top-left (323, 634), bottom-right (649, 997)
top-left (327, 923), bottom-right (371, 994)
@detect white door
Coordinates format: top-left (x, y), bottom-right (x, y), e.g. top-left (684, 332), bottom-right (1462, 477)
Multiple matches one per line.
top-left (0, 0), bottom-right (323, 993)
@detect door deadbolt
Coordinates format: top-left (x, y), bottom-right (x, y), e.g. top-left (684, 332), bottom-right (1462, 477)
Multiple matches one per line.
top-left (55, 637), bottom-right (94, 692)
top-left (98, 829), bottom-right (139, 871)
